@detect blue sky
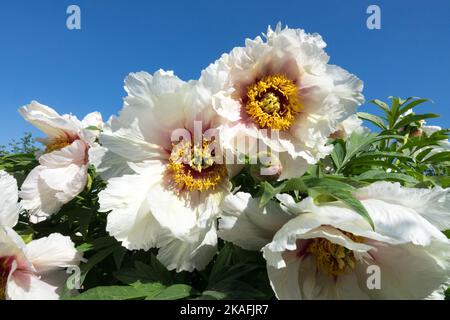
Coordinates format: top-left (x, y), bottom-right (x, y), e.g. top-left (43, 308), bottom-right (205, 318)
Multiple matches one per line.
top-left (1, 0), bottom-right (449, 146)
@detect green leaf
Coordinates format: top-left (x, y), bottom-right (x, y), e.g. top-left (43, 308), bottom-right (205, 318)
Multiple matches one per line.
top-left (114, 254), bottom-right (172, 285)
top-left (198, 290), bottom-right (228, 300)
top-left (132, 282), bottom-right (169, 299)
top-left (303, 176), bottom-right (356, 192)
top-left (342, 152), bottom-right (411, 171)
top-left (319, 175), bottom-right (369, 188)
top-left (355, 170), bottom-right (418, 184)
top-left (399, 98), bottom-right (432, 115)
top-left (136, 256), bottom-right (173, 285)
top-left (259, 181), bottom-right (286, 207)
top-left (423, 151), bottom-right (450, 164)
top-left (415, 147), bottom-right (433, 162)
top-left (113, 246), bottom-right (127, 269)
top-left (205, 280), bottom-right (267, 300)
top-left (148, 284), bottom-right (194, 300)
top-left (444, 230), bottom-right (450, 239)
top-left (424, 176), bottom-right (450, 188)
top-left (329, 191), bottom-right (374, 229)
top-left (343, 160), bottom-right (401, 172)
top-left (73, 286), bottom-right (148, 300)
top-left (357, 112), bottom-right (386, 130)
top-left (390, 97), bottom-right (401, 127)
top-left (330, 142), bottom-right (345, 168)
top-left (290, 177), bottom-right (374, 229)
top-left (281, 177), bottom-right (307, 193)
top-left (85, 125), bottom-right (102, 132)
top-left (74, 282), bottom-right (166, 300)
top-left (371, 99), bottom-right (391, 114)
top-left (336, 133), bottom-right (405, 173)
top-left (76, 236), bottom-right (117, 253)
top-left (208, 243), bottom-right (234, 285)
top-left (394, 113), bottom-right (439, 130)
top-left (71, 245), bottom-right (118, 286)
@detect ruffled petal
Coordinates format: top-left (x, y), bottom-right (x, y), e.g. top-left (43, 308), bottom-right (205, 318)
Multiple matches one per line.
top-left (218, 192), bottom-right (294, 250)
top-left (355, 181), bottom-right (450, 231)
top-left (0, 171), bottom-right (19, 228)
top-left (25, 233), bottom-right (81, 274)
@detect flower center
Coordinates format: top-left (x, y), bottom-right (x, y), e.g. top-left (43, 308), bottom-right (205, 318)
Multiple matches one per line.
top-left (306, 232), bottom-right (363, 277)
top-left (0, 256), bottom-right (14, 300)
top-left (45, 136), bottom-right (74, 153)
top-left (167, 139), bottom-right (227, 192)
top-left (246, 74), bottom-right (301, 130)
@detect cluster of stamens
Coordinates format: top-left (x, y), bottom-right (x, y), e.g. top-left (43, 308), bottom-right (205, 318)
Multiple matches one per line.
top-left (245, 74), bottom-right (301, 130)
top-left (167, 139), bottom-right (227, 192)
top-left (306, 232), bottom-right (364, 277)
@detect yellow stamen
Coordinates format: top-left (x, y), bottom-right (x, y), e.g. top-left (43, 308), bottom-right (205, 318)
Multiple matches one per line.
top-left (307, 232), bottom-right (363, 277)
top-left (168, 140), bottom-right (227, 192)
top-left (45, 136), bottom-right (73, 153)
top-left (246, 74), bottom-right (301, 130)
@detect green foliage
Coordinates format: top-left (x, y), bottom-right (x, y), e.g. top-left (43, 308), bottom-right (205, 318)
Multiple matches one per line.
top-left (0, 132), bottom-right (40, 156)
top-left (330, 97), bottom-right (450, 188)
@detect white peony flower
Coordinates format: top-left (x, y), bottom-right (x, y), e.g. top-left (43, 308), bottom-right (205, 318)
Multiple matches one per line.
top-left (219, 183), bottom-right (450, 299)
top-left (0, 170), bottom-right (82, 300)
top-left (97, 70), bottom-right (235, 272)
top-left (199, 23), bottom-right (364, 180)
top-left (0, 228), bottom-right (81, 300)
top-left (18, 102), bottom-right (103, 223)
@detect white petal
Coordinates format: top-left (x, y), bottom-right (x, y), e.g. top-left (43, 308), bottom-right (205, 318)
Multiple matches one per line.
top-left (18, 101), bottom-right (81, 139)
top-left (146, 186), bottom-right (206, 237)
top-left (218, 192), bottom-right (294, 250)
top-left (211, 90), bottom-right (242, 122)
top-left (278, 196), bottom-right (446, 246)
top-left (266, 259), bottom-right (303, 299)
top-left (81, 111), bottom-right (103, 130)
top-left (7, 272), bottom-right (59, 300)
top-left (25, 233), bottom-right (81, 274)
top-left (267, 256), bottom-right (369, 300)
top-left (183, 81), bottom-right (222, 130)
top-left (355, 181), bottom-right (450, 231)
top-left (118, 70), bottom-right (186, 150)
top-left (0, 227), bottom-right (28, 262)
top-left (157, 224), bottom-right (218, 272)
top-left (361, 198), bottom-right (447, 245)
top-left (39, 164), bottom-right (88, 202)
top-left (99, 120), bottom-right (167, 163)
top-left (20, 140), bottom-right (89, 222)
top-left (19, 166), bottom-right (65, 223)
top-left (263, 216), bottom-right (374, 269)
top-left (356, 239), bottom-right (450, 299)
top-left (38, 140), bottom-right (88, 167)
top-left (278, 152), bottom-right (308, 180)
top-left (88, 146), bottom-right (134, 180)
top-left (0, 171), bottom-right (19, 228)
top-left (335, 114), bottom-right (367, 138)
top-left (100, 162), bottom-right (166, 250)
